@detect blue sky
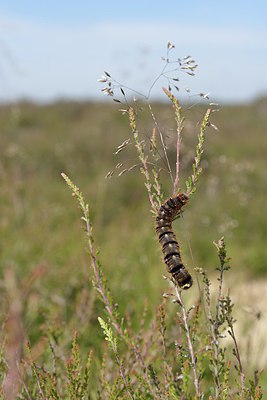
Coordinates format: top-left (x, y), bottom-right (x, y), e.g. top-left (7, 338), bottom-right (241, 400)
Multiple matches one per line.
top-left (0, 0), bottom-right (267, 103)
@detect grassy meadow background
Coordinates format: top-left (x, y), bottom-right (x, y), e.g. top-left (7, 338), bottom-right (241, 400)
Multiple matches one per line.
top-left (0, 97), bottom-right (267, 395)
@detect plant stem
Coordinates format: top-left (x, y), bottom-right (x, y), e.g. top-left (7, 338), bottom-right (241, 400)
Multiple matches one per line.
top-left (174, 286), bottom-right (201, 398)
top-left (147, 102), bottom-right (174, 185)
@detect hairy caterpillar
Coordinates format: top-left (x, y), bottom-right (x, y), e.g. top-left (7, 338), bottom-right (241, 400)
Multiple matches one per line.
top-left (155, 193), bottom-right (193, 289)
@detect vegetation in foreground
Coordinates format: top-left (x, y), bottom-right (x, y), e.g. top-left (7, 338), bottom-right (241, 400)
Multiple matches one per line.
top-left (0, 48), bottom-right (266, 397)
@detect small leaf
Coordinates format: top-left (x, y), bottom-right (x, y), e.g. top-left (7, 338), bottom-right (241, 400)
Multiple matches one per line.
top-left (210, 123), bottom-right (219, 132)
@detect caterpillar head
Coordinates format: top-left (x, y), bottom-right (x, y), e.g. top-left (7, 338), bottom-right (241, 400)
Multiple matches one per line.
top-left (180, 275), bottom-right (193, 290)
top-left (173, 265), bottom-right (193, 290)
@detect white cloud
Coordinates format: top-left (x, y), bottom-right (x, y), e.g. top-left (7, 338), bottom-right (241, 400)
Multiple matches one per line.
top-left (90, 20), bottom-right (267, 47)
top-left (0, 11), bottom-right (266, 102)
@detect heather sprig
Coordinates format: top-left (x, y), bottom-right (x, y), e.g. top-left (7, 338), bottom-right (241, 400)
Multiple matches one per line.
top-left (186, 108), bottom-right (211, 196)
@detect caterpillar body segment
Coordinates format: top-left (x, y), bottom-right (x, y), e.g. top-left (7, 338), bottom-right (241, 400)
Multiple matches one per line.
top-left (155, 193), bottom-right (193, 289)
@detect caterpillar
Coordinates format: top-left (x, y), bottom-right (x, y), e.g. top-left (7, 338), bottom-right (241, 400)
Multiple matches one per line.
top-left (155, 193), bottom-right (193, 289)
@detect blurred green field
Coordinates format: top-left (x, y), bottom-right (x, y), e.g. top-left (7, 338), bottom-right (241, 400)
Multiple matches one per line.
top-left (0, 98), bottom-right (266, 365)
